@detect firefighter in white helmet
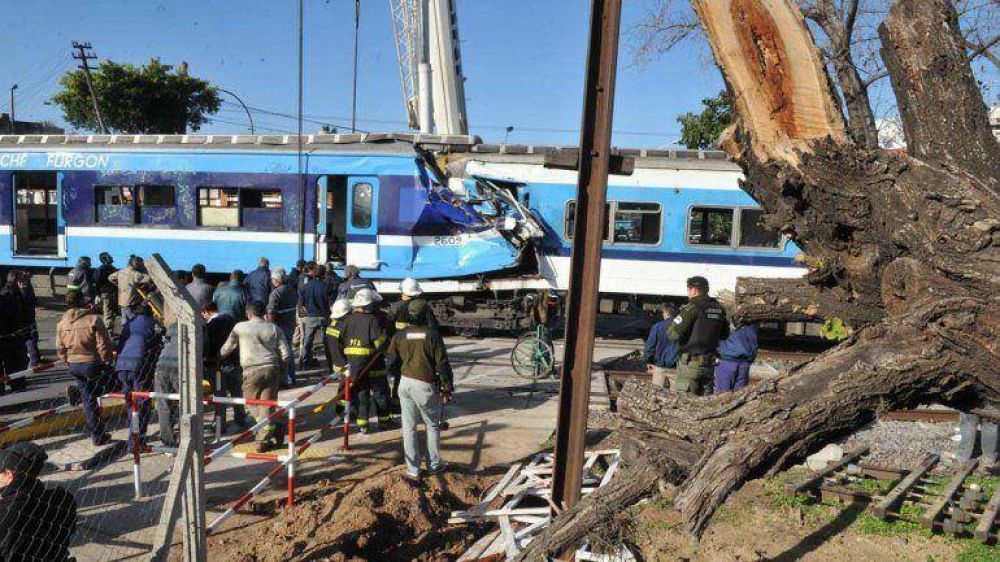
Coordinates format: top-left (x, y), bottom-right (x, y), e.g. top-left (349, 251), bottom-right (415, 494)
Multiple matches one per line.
top-left (389, 278), bottom-right (438, 332)
top-left (331, 288), bottom-right (393, 434)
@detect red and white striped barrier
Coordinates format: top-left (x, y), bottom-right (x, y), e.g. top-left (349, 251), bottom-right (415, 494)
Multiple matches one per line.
top-left (108, 372), bottom-right (344, 510)
top-left (0, 403), bottom-right (78, 435)
top-left (2, 361), bottom-right (64, 383)
top-left (207, 416), bottom-right (339, 533)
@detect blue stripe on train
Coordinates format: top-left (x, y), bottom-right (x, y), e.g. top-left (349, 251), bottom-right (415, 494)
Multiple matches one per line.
top-left (545, 245), bottom-right (801, 267)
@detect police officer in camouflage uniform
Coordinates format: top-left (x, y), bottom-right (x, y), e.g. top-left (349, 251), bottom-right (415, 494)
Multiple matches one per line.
top-left (667, 276), bottom-right (729, 395)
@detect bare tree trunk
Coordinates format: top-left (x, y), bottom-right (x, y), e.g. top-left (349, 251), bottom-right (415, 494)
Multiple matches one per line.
top-left (808, 0), bottom-right (881, 149)
top-left (520, 0), bottom-right (1000, 557)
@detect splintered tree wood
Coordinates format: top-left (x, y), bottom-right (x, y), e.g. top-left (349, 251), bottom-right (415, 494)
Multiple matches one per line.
top-left (519, 0), bottom-right (1000, 556)
top-left (691, 0), bottom-right (847, 163)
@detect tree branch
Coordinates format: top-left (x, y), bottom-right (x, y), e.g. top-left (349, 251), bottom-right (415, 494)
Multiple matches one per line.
top-left (880, 0), bottom-right (1000, 187)
top-left (843, 0), bottom-right (860, 36)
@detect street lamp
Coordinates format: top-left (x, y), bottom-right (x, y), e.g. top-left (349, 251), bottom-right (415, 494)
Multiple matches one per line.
top-left (9, 84), bottom-right (17, 134)
top-left (216, 88), bottom-right (255, 135)
top-left (503, 125), bottom-right (514, 144)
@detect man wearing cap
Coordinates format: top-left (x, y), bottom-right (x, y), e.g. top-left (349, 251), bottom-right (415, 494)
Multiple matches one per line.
top-left (266, 267), bottom-right (298, 386)
top-left (297, 263), bottom-right (333, 372)
top-left (386, 299), bottom-right (453, 478)
top-left (667, 276), bottom-right (729, 395)
top-left (67, 256), bottom-right (97, 305)
top-left (333, 288), bottom-right (393, 434)
top-left (337, 265), bottom-right (375, 301)
top-left (0, 442), bottom-right (77, 561)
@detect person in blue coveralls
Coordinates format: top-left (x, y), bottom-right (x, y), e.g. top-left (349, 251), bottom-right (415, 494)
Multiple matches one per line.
top-left (714, 323), bottom-right (760, 393)
top-left (644, 303), bottom-right (680, 388)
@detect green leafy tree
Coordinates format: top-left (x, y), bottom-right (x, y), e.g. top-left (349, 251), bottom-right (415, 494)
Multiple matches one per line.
top-left (676, 91), bottom-right (733, 149)
top-left (52, 58), bottom-right (221, 134)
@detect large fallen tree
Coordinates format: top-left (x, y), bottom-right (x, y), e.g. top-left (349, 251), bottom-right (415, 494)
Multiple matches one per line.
top-left (516, 0), bottom-right (1000, 558)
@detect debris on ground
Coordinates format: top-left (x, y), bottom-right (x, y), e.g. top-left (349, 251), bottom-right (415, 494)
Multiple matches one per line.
top-left (451, 450), bottom-right (629, 561)
top-left (213, 470), bottom-right (491, 562)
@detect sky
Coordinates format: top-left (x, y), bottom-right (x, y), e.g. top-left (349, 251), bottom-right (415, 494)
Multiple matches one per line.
top-left (0, 0), bottom-right (726, 148)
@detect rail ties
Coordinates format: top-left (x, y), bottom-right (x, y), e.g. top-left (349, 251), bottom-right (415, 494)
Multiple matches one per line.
top-left (874, 453), bottom-right (939, 520)
top-left (786, 447), bottom-right (869, 498)
top-left (975, 474), bottom-right (1000, 541)
top-left (920, 459), bottom-right (978, 527)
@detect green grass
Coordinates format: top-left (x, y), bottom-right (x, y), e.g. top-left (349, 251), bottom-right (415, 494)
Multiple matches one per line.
top-left (851, 477), bottom-right (897, 495)
top-left (855, 504), bottom-right (931, 537)
top-left (956, 542), bottom-right (1000, 562)
top-left (761, 479), bottom-right (839, 525)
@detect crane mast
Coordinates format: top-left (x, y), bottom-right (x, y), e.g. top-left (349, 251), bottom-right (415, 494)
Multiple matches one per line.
top-left (389, 0), bottom-right (468, 135)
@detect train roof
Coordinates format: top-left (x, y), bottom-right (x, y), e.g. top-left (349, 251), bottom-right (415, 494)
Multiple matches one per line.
top-left (0, 132), bottom-right (480, 155)
top-left (0, 131), bottom-right (739, 171)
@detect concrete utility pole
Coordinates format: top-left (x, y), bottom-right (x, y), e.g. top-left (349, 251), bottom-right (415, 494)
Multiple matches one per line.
top-left (550, 0), bottom-right (622, 556)
top-left (351, 0), bottom-right (360, 133)
top-left (8, 84), bottom-right (16, 134)
top-left (71, 41), bottom-right (108, 134)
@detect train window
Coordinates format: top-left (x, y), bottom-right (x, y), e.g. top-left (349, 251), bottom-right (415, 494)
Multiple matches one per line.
top-left (241, 189), bottom-right (283, 231)
top-left (564, 201), bottom-right (610, 240)
top-left (352, 182), bottom-right (373, 228)
top-left (198, 187), bottom-right (239, 227)
top-left (612, 202), bottom-right (661, 244)
top-left (95, 186), bottom-right (137, 225)
top-left (687, 207), bottom-right (734, 246)
top-left (738, 209), bottom-right (783, 248)
top-left (139, 185), bottom-right (175, 207)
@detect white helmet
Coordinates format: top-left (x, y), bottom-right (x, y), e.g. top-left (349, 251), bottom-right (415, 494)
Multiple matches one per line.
top-left (351, 287), bottom-right (381, 308)
top-left (400, 277), bottom-right (423, 297)
top-left (330, 298), bottom-right (351, 319)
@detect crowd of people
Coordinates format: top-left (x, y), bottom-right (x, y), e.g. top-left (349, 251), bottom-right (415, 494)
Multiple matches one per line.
top-left (55, 255), bottom-right (454, 467)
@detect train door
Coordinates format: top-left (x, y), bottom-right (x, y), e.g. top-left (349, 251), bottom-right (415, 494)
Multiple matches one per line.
top-left (12, 171), bottom-right (64, 257)
top-left (315, 176), bottom-right (347, 265)
top-left (346, 176), bottom-right (379, 269)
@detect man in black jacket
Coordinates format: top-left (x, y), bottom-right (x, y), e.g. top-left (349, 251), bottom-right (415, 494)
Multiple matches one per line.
top-left (202, 302), bottom-right (246, 431)
top-left (95, 252), bottom-right (118, 333)
top-left (0, 276), bottom-right (29, 395)
top-left (0, 442), bottom-right (77, 561)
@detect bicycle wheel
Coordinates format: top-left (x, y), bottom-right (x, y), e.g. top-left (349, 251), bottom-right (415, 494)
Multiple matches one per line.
top-left (510, 333), bottom-right (555, 380)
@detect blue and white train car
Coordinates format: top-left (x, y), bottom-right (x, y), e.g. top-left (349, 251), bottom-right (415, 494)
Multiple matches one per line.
top-left (0, 133), bottom-right (533, 284)
top-left (446, 147), bottom-right (806, 320)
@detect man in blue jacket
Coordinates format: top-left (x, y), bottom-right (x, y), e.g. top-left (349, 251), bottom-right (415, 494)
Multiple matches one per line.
top-left (243, 257), bottom-right (271, 305)
top-left (214, 270), bottom-right (248, 321)
top-left (715, 323), bottom-right (760, 393)
top-left (115, 303), bottom-right (160, 450)
top-left (297, 264), bottom-right (333, 372)
top-left (644, 303), bottom-right (680, 388)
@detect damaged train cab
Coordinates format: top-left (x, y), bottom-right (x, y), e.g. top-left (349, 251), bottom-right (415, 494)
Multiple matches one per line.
top-left (0, 134), bottom-right (539, 289)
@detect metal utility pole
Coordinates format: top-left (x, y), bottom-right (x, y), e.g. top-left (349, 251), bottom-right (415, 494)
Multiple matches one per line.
top-left (71, 41), bottom-right (108, 134)
top-left (8, 84), bottom-right (16, 134)
top-left (351, 0), bottom-right (360, 133)
top-left (550, 0), bottom-right (622, 540)
top-left (296, 0), bottom-right (305, 263)
top-left (216, 88), bottom-right (255, 134)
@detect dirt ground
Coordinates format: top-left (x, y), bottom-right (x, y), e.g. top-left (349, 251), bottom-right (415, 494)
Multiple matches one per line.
top-left (622, 474), bottom-right (992, 562)
top-left (211, 470), bottom-right (491, 562)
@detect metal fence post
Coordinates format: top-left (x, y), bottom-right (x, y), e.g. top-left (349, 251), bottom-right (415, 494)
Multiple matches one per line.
top-left (148, 254), bottom-right (207, 562)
